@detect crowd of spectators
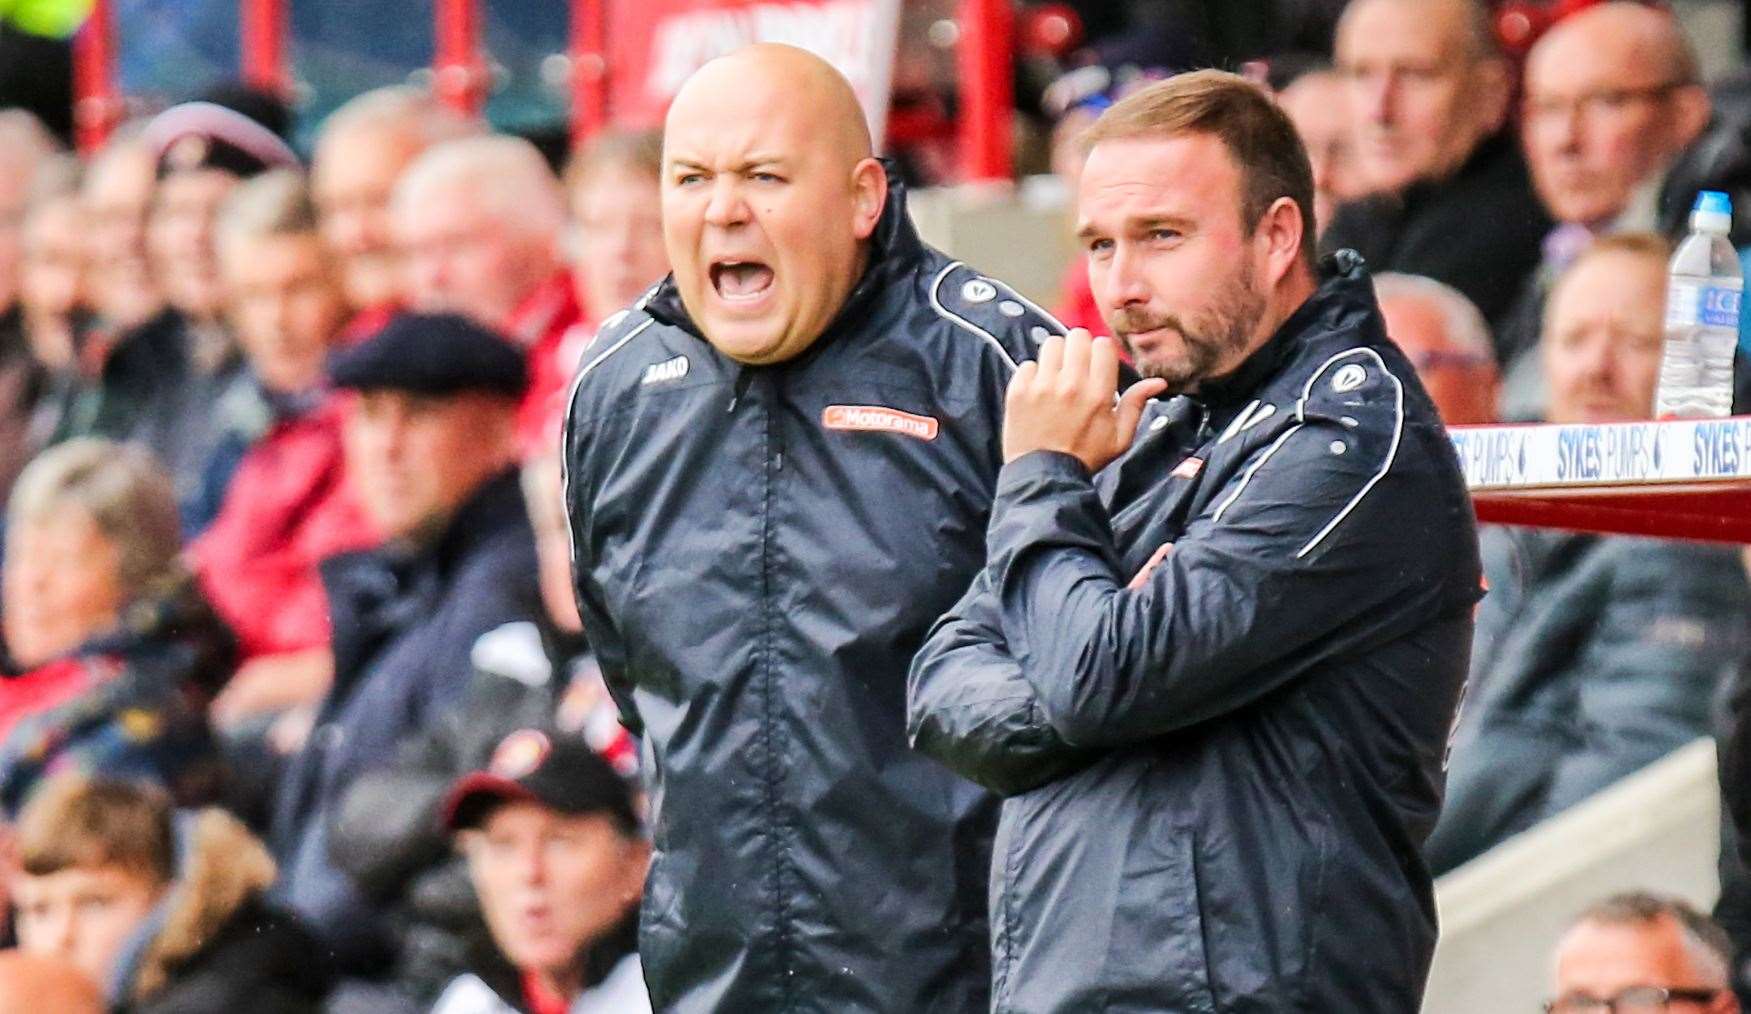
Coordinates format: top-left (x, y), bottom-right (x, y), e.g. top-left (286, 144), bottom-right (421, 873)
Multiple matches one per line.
top-left (0, 72), bottom-right (664, 1011)
top-left (0, 0), bottom-right (1745, 1009)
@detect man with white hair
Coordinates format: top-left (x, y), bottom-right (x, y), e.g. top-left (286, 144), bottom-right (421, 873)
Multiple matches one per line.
top-left (1373, 272), bottom-right (1499, 424)
top-left (1497, 1), bottom-right (1712, 368)
top-left (312, 86), bottom-right (472, 327)
top-left (392, 135), bottom-right (578, 456)
top-left (1323, 0), bottom-right (1550, 330)
top-left (1547, 892), bottom-right (1739, 1014)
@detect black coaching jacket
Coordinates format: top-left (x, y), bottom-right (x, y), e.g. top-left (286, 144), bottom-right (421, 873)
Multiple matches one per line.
top-left (562, 167), bottom-right (1050, 1012)
top-left (909, 255), bottom-right (1483, 1013)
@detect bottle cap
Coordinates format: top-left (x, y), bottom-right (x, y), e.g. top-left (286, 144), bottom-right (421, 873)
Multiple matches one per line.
top-left (1695, 190), bottom-right (1733, 216)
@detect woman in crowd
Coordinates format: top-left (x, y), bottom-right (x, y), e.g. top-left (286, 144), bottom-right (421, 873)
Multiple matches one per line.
top-left (11, 773), bottom-right (329, 1011)
top-left (0, 438), bottom-right (233, 812)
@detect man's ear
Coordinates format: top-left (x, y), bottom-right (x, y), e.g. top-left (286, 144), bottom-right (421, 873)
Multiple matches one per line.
top-left (1472, 57), bottom-right (1514, 136)
top-left (1672, 84), bottom-right (1713, 151)
top-left (1256, 196), bottom-right (1307, 288)
top-left (850, 157), bottom-right (887, 240)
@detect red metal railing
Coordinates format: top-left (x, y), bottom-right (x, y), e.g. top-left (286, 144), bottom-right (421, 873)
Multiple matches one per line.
top-left (240, 0), bottom-right (288, 96)
top-left (956, 0), bottom-right (1014, 184)
top-left (434, 0), bottom-right (486, 116)
top-left (569, 0), bottom-right (609, 145)
top-left (71, 0), bottom-right (121, 153)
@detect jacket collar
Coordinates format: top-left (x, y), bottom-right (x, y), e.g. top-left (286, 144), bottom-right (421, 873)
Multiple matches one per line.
top-left (644, 158), bottom-right (927, 357)
top-left (1190, 249), bottom-right (1378, 410)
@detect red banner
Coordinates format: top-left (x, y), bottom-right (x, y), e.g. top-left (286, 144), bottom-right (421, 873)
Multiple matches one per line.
top-left (603, 0), bottom-right (903, 142)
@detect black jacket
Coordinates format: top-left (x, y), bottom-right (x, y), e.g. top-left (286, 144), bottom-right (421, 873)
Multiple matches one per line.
top-left (330, 619), bottom-right (592, 1004)
top-left (908, 258), bottom-right (1482, 1013)
top-left (1322, 132), bottom-right (1551, 336)
top-left (268, 470), bottom-right (540, 973)
top-left (563, 167), bottom-right (1048, 1012)
top-left (1431, 525), bottom-right (1747, 873)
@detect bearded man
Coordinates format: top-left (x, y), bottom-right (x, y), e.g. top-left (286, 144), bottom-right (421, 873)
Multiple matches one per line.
top-left (907, 70), bottom-right (1482, 1013)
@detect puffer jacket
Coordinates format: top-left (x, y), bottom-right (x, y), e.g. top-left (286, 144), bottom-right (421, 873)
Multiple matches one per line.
top-left (909, 256), bottom-right (1482, 1013)
top-left (111, 806), bottom-right (330, 1013)
top-left (563, 164), bottom-right (1051, 1012)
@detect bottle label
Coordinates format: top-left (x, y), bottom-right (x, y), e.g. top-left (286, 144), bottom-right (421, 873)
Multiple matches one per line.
top-left (1667, 281), bottom-right (1742, 328)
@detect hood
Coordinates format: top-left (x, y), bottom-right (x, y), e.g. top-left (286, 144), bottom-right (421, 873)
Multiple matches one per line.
top-left (115, 807), bottom-right (278, 1004)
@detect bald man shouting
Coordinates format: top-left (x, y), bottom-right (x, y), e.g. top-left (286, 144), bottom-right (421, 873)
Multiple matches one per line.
top-left (562, 45), bottom-right (1056, 1011)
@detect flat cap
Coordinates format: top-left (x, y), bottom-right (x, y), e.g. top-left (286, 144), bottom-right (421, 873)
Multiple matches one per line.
top-left (329, 312), bottom-right (528, 397)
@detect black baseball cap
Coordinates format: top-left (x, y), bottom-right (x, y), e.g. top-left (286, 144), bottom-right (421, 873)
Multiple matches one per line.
top-left (441, 728), bottom-right (638, 834)
top-left (329, 312), bottom-right (528, 398)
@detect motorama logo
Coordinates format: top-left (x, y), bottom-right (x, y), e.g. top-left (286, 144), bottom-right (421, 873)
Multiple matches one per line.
top-left (822, 404), bottom-right (940, 441)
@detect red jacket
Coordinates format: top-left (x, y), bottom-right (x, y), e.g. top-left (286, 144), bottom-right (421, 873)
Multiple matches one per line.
top-left (509, 272), bottom-right (584, 459)
top-left (190, 394), bottom-right (378, 658)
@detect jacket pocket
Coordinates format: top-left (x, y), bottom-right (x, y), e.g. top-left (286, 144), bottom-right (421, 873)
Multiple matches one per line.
top-left (1104, 811), bottom-right (1218, 1013)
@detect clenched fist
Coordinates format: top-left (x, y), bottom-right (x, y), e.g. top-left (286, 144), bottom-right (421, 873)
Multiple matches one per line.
top-left (1003, 329), bottom-right (1168, 473)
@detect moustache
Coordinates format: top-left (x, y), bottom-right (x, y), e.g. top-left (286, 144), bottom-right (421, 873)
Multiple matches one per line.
top-left (1110, 308), bottom-right (1180, 338)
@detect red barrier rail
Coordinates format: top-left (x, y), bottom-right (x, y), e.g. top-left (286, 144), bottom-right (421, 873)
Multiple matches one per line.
top-left (71, 0), bottom-right (120, 153)
top-left (957, 0), bottom-right (1014, 183)
top-left (241, 0), bottom-right (288, 97)
top-left (434, 0), bottom-right (485, 116)
top-left (569, 0), bottom-right (609, 144)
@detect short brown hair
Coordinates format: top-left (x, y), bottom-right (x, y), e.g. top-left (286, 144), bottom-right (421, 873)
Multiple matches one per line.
top-left (16, 775), bottom-right (175, 885)
top-left (1079, 69), bottom-right (1318, 263)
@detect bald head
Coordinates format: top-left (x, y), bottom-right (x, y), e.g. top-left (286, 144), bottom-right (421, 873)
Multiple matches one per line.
top-left (1524, 2), bottom-right (1708, 226)
top-left (1535, 3), bottom-right (1698, 90)
top-left (670, 44), bottom-right (874, 167)
top-left (661, 44), bottom-right (888, 365)
top-left (0, 951), bottom-right (103, 1013)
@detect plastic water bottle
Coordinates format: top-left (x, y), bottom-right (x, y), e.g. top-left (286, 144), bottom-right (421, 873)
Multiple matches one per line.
top-left (1654, 190), bottom-right (1741, 418)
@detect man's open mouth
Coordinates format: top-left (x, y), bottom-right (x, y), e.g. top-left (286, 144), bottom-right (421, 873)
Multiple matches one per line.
top-left (710, 259), bottom-right (775, 303)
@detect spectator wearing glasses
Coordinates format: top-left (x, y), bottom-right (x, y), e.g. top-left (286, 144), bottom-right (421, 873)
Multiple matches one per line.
top-left (1497, 2), bottom-right (1711, 396)
top-left (1425, 235), bottom-right (1750, 873)
top-left (1547, 892), bottom-right (1737, 1014)
top-left (1373, 271), bottom-right (1499, 424)
top-left (1322, 0), bottom-right (1550, 332)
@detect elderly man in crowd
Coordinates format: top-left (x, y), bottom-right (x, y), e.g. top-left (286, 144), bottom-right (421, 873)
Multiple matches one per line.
top-left (1547, 893), bottom-right (1739, 1014)
top-left (1497, 1), bottom-right (1712, 378)
top-left (392, 135), bottom-right (578, 456)
top-left (111, 99), bottom-right (300, 518)
top-left (80, 135), bottom-right (160, 335)
top-left (566, 43), bottom-right (1058, 1012)
top-left (267, 312), bottom-right (540, 982)
top-left (1427, 234), bottom-right (1750, 874)
top-left (1374, 272), bottom-right (1500, 424)
top-left (190, 170), bottom-right (376, 736)
top-left (431, 729), bottom-right (649, 1014)
top-left (1323, 0), bottom-right (1549, 330)
top-left (330, 449), bottom-right (634, 1007)
top-left (311, 85), bottom-right (471, 334)
top-left (506, 129), bottom-right (672, 450)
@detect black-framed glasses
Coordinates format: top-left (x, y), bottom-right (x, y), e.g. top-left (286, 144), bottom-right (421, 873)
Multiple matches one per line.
top-left (1544, 985), bottom-right (1722, 1013)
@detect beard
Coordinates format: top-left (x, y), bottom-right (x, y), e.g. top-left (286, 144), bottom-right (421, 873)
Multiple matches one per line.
top-left (1110, 259), bottom-right (1266, 395)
